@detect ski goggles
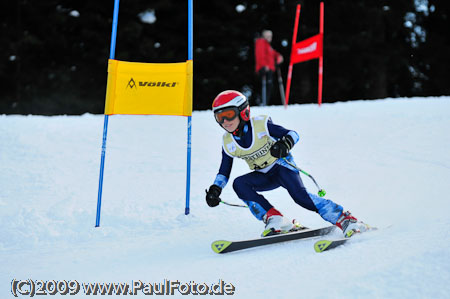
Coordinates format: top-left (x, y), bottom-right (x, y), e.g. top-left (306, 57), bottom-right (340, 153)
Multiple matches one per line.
top-left (214, 107), bottom-right (239, 124)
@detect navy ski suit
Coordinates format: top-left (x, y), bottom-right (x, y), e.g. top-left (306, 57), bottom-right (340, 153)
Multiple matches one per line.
top-left (213, 117), bottom-right (344, 224)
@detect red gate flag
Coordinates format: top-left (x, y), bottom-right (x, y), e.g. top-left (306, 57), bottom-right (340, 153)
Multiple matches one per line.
top-left (285, 2), bottom-right (324, 107)
top-left (290, 34), bottom-right (323, 64)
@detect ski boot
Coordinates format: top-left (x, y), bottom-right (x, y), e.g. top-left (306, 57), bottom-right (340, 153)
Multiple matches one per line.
top-left (335, 211), bottom-right (370, 238)
top-left (262, 208), bottom-right (298, 237)
top-left (291, 218), bottom-right (307, 231)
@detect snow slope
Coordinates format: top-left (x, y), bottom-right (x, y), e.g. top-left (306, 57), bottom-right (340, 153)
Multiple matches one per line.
top-left (1, 97), bottom-right (449, 298)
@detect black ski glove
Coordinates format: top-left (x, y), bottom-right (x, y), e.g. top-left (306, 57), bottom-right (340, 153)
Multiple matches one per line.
top-left (205, 184), bottom-right (222, 207)
top-left (270, 135), bottom-right (295, 158)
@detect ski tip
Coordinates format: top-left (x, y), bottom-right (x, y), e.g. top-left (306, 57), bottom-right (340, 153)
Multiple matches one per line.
top-left (211, 240), bottom-right (232, 254)
top-left (314, 240), bottom-right (332, 253)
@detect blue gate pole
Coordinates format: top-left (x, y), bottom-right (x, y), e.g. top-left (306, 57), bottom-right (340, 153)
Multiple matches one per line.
top-left (185, 0), bottom-right (193, 215)
top-left (96, 0), bottom-right (120, 227)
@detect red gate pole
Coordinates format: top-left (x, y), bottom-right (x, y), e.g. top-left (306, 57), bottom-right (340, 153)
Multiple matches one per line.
top-left (318, 2), bottom-right (324, 106)
top-left (285, 4), bottom-right (301, 108)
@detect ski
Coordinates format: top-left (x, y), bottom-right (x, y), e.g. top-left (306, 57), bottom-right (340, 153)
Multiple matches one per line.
top-left (212, 226), bottom-right (336, 254)
top-left (314, 238), bottom-right (350, 252)
top-left (314, 226), bottom-right (378, 253)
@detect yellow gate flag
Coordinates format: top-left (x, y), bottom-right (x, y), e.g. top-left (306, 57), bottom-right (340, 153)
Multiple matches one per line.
top-left (104, 59), bottom-right (193, 116)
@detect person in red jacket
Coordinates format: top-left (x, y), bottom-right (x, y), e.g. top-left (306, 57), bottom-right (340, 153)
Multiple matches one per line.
top-left (254, 30), bottom-right (283, 106)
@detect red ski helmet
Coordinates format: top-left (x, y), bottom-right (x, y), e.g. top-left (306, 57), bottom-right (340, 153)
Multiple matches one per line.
top-left (212, 90), bottom-right (250, 124)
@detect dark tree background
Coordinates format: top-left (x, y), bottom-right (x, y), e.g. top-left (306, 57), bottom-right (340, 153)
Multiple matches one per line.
top-left (0, 0), bottom-right (449, 115)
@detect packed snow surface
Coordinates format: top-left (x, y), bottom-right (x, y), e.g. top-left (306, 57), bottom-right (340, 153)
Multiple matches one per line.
top-left (1, 97), bottom-right (449, 298)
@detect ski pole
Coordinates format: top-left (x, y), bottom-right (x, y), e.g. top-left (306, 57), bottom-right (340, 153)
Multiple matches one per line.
top-left (276, 66), bottom-right (286, 106)
top-left (283, 158), bottom-right (327, 197)
top-left (261, 72), bottom-right (267, 106)
top-left (220, 200), bottom-right (248, 208)
top-left (205, 188), bottom-right (248, 208)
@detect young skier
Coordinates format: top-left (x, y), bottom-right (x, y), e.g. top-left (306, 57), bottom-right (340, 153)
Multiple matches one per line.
top-left (205, 90), bottom-right (369, 237)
